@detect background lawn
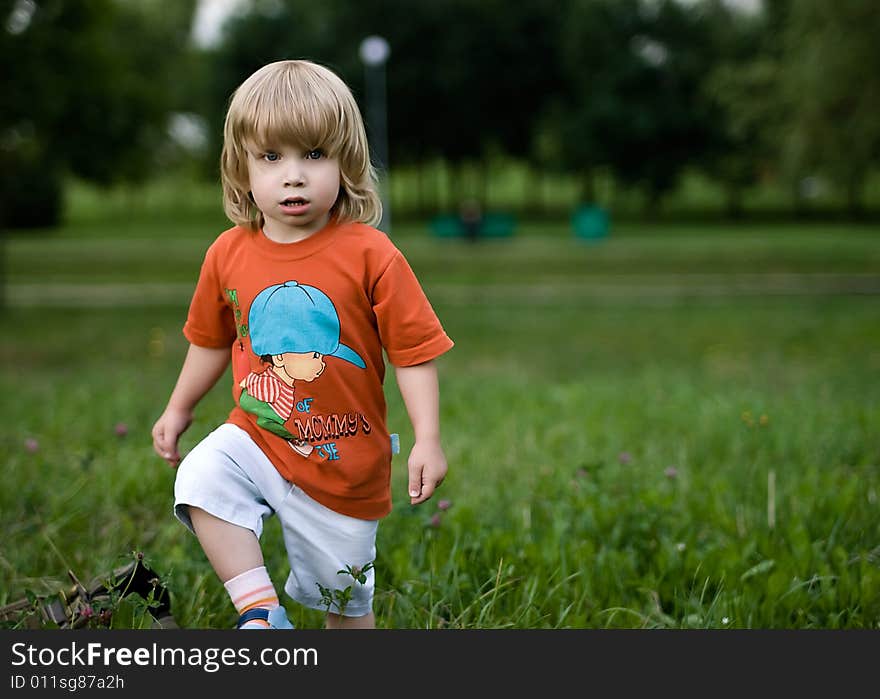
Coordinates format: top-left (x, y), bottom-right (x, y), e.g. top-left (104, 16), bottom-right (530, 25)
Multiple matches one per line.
top-left (2, 212), bottom-right (879, 628)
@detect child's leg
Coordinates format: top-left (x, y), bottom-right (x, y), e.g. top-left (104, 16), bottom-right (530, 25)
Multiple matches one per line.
top-left (190, 507), bottom-right (285, 629)
top-left (173, 425), bottom-right (292, 628)
top-left (189, 506), bottom-right (263, 582)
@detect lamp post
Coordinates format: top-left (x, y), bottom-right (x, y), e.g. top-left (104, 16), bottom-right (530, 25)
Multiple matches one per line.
top-left (359, 35), bottom-right (391, 234)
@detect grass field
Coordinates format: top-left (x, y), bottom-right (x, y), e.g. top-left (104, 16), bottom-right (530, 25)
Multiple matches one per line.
top-left (2, 207), bottom-right (879, 628)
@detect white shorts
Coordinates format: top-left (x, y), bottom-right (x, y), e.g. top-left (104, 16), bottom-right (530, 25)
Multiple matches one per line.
top-left (173, 423), bottom-right (378, 617)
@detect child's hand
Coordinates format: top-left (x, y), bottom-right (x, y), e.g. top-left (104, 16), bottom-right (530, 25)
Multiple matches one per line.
top-left (407, 438), bottom-right (447, 505)
top-left (151, 407), bottom-right (193, 467)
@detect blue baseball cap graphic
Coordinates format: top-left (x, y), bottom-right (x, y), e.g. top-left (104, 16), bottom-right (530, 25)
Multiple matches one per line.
top-left (248, 281), bottom-right (366, 369)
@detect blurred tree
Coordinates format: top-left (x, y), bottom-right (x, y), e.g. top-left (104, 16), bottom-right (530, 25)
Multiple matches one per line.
top-left (701, 1), bottom-right (784, 217)
top-left (552, 0), bottom-right (718, 213)
top-left (0, 0), bottom-right (197, 228)
top-left (779, 0), bottom-right (880, 216)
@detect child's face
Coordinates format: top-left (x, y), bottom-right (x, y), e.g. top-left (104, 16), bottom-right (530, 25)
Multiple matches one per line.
top-left (247, 144), bottom-right (341, 242)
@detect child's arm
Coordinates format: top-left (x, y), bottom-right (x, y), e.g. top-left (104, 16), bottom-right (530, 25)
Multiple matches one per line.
top-left (394, 360), bottom-right (448, 505)
top-left (152, 343), bottom-right (231, 467)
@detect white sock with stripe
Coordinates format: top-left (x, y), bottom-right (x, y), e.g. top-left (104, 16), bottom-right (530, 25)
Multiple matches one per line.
top-left (223, 565), bottom-right (280, 628)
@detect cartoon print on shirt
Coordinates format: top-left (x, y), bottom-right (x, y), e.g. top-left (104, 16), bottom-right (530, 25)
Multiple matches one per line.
top-left (239, 280), bottom-right (366, 459)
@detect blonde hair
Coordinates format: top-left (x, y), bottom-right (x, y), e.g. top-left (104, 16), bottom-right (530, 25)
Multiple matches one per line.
top-left (221, 60), bottom-right (382, 229)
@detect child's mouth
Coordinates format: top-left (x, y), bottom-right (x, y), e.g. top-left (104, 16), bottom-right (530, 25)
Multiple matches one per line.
top-left (280, 197), bottom-right (309, 214)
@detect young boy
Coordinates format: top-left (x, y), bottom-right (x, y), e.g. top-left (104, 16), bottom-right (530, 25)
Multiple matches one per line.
top-left (151, 60), bottom-right (453, 629)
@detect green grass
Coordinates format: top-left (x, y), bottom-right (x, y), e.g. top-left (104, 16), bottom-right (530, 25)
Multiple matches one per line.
top-left (2, 204), bottom-right (879, 629)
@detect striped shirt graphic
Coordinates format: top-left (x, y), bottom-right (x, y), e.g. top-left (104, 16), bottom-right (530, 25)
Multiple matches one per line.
top-left (244, 370), bottom-right (296, 421)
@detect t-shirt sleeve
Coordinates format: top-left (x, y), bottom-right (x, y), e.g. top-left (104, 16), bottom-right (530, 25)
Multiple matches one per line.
top-left (372, 251), bottom-right (454, 366)
top-left (183, 243), bottom-right (237, 348)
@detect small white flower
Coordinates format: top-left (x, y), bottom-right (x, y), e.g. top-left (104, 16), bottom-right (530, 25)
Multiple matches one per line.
top-left (722, 617), bottom-right (730, 625)
top-left (676, 542), bottom-right (686, 552)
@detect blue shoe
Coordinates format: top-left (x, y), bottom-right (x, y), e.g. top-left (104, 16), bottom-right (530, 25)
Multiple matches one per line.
top-left (236, 606), bottom-right (294, 629)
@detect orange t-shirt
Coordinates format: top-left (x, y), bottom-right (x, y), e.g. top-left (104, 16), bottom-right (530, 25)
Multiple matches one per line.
top-left (183, 222), bottom-right (454, 519)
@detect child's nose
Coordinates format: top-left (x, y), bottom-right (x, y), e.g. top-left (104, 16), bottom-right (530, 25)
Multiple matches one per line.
top-left (283, 162), bottom-right (305, 185)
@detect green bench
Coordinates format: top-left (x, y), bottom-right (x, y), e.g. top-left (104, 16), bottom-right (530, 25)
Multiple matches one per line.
top-left (430, 212), bottom-right (516, 239)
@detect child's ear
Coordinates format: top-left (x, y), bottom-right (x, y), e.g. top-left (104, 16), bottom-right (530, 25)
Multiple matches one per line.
top-left (272, 354), bottom-right (285, 367)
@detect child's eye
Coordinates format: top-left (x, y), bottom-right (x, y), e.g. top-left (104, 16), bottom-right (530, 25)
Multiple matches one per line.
top-left (263, 152), bottom-right (280, 162)
top-left (305, 149), bottom-right (324, 160)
